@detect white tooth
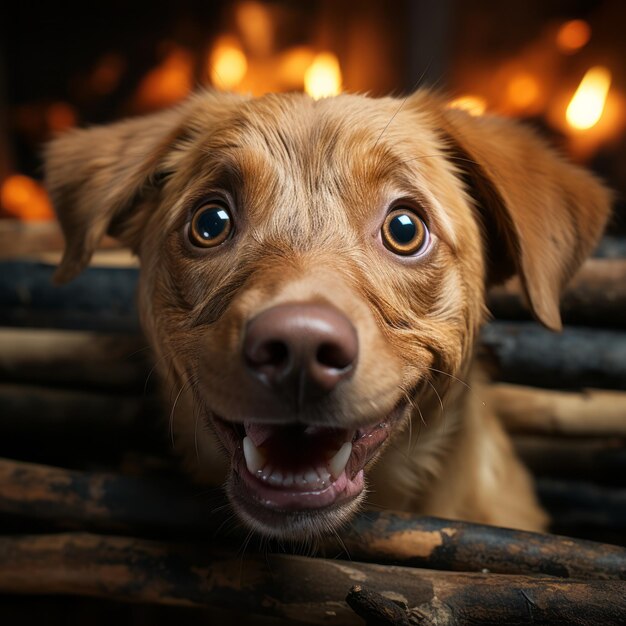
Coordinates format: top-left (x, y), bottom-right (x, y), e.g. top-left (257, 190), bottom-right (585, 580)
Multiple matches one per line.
top-left (243, 436), bottom-right (267, 474)
top-left (305, 468), bottom-right (319, 484)
top-left (268, 469), bottom-right (283, 486)
top-left (328, 442), bottom-right (352, 479)
top-left (282, 472), bottom-right (294, 487)
top-left (296, 474), bottom-right (308, 486)
top-left (318, 467), bottom-right (331, 483)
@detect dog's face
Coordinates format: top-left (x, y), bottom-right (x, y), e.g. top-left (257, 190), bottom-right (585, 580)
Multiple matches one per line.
top-left (46, 90), bottom-right (610, 539)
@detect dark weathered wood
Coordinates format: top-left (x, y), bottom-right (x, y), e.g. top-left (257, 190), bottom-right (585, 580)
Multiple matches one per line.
top-left (488, 383), bottom-right (626, 436)
top-left (337, 510), bottom-right (626, 580)
top-left (0, 328), bottom-right (150, 389)
top-left (479, 322), bottom-right (626, 390)
top-left (488, 258), bottom-right (626, 327)
top-left (0, 458), bottom-right (217, 535)
top-left (0, 533), bottom-right (625, 625)
top-left (345, 585), bottom-right (409, 626)
top-left (514, 436), bottom-right (626, 485)
top-left (1, 458), bottom-right (625, 580)
top-left (0, 260), bottom-right (140, 332)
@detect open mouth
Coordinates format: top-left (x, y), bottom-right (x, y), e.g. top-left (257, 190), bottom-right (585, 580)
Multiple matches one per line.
top-left (210, 403), bottom-right (405, 517)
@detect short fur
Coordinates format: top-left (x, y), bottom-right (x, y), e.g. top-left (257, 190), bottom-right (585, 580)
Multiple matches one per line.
top-left (46, 90), bottom-right (611, 537)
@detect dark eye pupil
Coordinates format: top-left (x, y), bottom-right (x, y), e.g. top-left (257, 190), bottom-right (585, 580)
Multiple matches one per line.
top-left (389, 214), bottom-right (416, 243)
top-left (197, 208), bottom-right (230, 240)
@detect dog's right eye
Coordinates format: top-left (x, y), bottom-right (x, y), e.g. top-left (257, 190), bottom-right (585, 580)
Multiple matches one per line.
top-left (188, 203), bottom-right (233, 248)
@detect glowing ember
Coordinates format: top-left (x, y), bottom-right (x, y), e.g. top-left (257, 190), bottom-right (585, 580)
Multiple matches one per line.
top-left (566, 66), bottom-right (611, 130)
top-left (235, 1), bottom-right (274, 56)
top-left (135, 47), bottom-right (193, 110)
top-left (448, 95), bottom-right (486, 116)
top-left (0, 175), bottom-right (54, 221)
top-left (209, 36), bottom-right (248, 90)
top-left (46, 102), bottom-right (77, 132)
top-left (506, 73), bottom-right (540, 111)
top-left (556, 20), bottom-right (591, 54)
top-left (304, 53), bottom-right (341, 99)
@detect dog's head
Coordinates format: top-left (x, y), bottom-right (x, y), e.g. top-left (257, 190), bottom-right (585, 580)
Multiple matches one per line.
top-left (45, 90), bottom-right (610, 539)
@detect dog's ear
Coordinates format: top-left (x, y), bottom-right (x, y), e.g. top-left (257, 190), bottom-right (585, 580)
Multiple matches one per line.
top-left (440, 107), bottom-right (611, 331)
top-left (44, 106), bottom-right (188, 283)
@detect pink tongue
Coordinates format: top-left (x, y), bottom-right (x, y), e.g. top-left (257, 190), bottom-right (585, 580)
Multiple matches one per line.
top-left (244, 421), bottom-right (278, 447)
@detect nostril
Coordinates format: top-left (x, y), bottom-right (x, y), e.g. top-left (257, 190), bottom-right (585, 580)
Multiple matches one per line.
top-left (316, 342), bottom-right (354, 371)
top-left (248, 339), bottom-right (290, 369)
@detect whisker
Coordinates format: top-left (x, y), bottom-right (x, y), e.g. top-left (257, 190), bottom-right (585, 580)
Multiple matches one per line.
top-left (373, 59), bottom-right (434, 151)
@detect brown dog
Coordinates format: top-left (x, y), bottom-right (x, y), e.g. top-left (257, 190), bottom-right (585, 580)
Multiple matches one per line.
top-left (45, 90), bottom-right (611, 539)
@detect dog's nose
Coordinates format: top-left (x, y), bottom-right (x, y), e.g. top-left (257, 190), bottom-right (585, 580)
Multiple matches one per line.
top-left (243, 302), bottom-right (358, 405)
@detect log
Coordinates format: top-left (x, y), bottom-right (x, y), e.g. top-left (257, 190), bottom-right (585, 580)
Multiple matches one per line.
top-left (0, 328), bottom-right (150, 389)
top-left (0, 383), bottom-right (159, 440)
top-left (488, 258), bottom-right (626, 327)
top-left (479, 322), bottom-right (626, 390)
top-left (0, 260), bottom-right (140, 332)
top-left (0, 533), bottom-right (624, 625)
top-left (488, 384), bottom-right (626, 436)
top-left (514, 436), bottom-right (626, 485)
top-left (1, 458), bottom-right (625, 580)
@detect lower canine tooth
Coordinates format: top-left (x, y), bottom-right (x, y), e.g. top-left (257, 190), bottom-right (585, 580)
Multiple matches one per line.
top-left (243, 436), bottom-right (267, 474)
top-left (328, 442), bottom-right (352, 479)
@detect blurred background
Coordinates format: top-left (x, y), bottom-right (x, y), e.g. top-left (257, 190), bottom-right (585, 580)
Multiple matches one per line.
top-left (1, 0), bottom-right (625, 229)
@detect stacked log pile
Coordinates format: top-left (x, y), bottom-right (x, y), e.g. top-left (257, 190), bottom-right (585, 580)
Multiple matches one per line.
top-left (0, 222), bottom-right (625, 624)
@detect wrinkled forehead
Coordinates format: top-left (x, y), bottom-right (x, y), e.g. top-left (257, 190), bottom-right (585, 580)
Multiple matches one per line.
top-left (169, 93), bottom-right (459, 243)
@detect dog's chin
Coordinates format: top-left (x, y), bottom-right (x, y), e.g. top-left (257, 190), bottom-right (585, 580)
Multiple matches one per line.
top-left (208, 402), bottom-right (407, 540)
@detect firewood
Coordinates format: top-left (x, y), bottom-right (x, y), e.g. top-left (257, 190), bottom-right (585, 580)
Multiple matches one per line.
top-left (488, 258), bottom-right (626, 327)
top-left (0, 260), bottom-right (140, 332)
top-left (514, 436), bottom-right (626, 485)
top-left (0, 533), bottom-right (624, 625)
top-left (0, 328), bottom-right (150, 389)
top-left (479, 322), bottom-right (626, 390)
top-left (488, 384), bottom-right (626, 436)
top-left (1, 458), bottom-right (624, 580)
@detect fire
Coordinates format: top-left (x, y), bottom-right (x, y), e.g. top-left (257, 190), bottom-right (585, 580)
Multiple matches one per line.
top-left (566, 66), bottom-right (611, 130)
top-left (135, 47), bottom-right (193, 110)
top-left (556, 20), bottom-right (591, 54)
top-left (209, 36), bottom-right (248, 90)
top-left (304, 53), bottom-right (341, 99)
top-left (507, 73), bottom-right (540, 111)
top-left (448, 95), bottom-right (486, 116)
top-left (0, 175), bottom-right (54, 221)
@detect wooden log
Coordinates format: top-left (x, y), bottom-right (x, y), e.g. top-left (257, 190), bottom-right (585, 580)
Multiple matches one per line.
top-left (1, 458), bottom-right (625, 580)
top-left (0, 328), bottom-right (150, 389)
top-left (0, 458), bottom-right (215, 535)
top-left (514, 436), bottom-right (626, 485)
top-left (479, 322), bottom-right (626, 390)
top-left (0, 533), bottom-right (625, 625)
top-left (488, 258), bottom-right (626, 327)
top-left (0, 260), bottom-right (140, 332)
top-left (488, 384), bottom-right (626, 436)
top-left (0, 383), bottom-right (158, 438)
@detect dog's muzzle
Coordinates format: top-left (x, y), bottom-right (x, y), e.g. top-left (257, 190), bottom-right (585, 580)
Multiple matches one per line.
top-left (205, 301), bottom-right (403, 536)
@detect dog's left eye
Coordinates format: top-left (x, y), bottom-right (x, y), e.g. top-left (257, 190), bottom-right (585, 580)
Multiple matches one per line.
top-left (188, 203), bottom-right (233, 248)
top-left (381, 208), bottom-right (429, 256)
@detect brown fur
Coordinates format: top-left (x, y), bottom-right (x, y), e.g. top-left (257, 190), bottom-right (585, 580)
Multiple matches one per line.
top-left (45, 90), bottom-right (611, 536)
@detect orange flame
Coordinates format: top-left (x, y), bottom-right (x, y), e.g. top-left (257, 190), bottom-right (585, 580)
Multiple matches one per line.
top-left (448, 95), bottom-right (486, 116)
top-left (208, 36), bottom-right (248, 90)
top-left (0, 175), bottom-right (54, 221)
top-left (566, 66), bottom-right (611, 130)
top-left (556, 20), bottom-right (591, 54)
top-left (135, 47), bottom-right (193, 110)
top-left (304, 53), bottom-right (341, 99)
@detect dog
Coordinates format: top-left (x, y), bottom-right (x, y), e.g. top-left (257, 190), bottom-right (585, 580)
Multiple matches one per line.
top-left (45, 89), bottom-right (611, 540)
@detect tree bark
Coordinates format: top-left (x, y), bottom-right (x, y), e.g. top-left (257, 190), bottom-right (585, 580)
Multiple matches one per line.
top-left (0, 533), bottom-right (624, 625)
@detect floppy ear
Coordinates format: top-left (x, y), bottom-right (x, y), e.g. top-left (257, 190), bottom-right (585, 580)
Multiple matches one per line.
top-left (44, 106), bottom-right (188, 283)
top-left (440, 108), bottom-right (612, 331)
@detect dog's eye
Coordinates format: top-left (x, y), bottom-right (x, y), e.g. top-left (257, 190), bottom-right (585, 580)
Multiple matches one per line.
top-left (381, 208), bottom-right (429, 255)
top-left (189, 203), bottom-right (233, 248)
